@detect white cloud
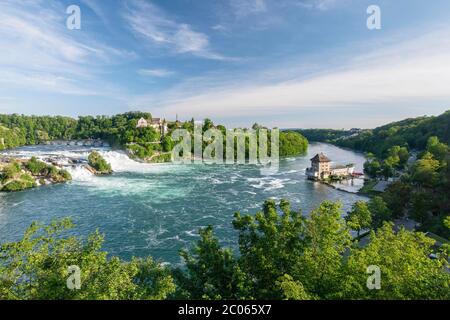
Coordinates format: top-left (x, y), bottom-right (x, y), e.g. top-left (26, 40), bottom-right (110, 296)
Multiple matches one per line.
top-left (0, 0), bottom-right (131, 97)
top-left (230, 0), bottom-right (267, 17)
top-left (133, 26), bottom-right (450, 121)
top-left (124, 0), bottom-right (226, 60)
top-left (294, 0), bottom-right (338, 11)
top-left (81, 0), bottom-right (110, 26)
top-left (138, 69), bottom-right (175, 77)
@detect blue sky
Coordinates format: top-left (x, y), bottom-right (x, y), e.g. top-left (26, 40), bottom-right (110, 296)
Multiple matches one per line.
top-left (0, 0), bottom-right (449, 128)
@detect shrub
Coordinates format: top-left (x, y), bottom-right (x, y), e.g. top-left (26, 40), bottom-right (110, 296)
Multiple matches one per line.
top-left (1, 173), bottom-right (36, 192)
top-left (2, 161), bottom-right (21, 180)
top-left (25, 157), bottom-right (47, 175)
top-left (88, 151), bottom-right (112, 173)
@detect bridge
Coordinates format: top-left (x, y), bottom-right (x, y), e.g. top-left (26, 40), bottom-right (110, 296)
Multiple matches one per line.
top-left (44, 139), bottom-right (110, 147)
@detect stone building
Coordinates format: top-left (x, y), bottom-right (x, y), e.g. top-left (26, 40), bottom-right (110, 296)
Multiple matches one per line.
top-left (136, 117), bottom-right (168, 136)
top-left (306, 153), bottom-right (355, 180)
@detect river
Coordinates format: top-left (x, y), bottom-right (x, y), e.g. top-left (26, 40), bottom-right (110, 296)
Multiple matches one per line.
top-left (0, 142), bottom-right (367, 264)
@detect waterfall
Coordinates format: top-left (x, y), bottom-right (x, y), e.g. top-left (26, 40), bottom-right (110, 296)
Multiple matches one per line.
top-left (66, 166), bottom-right (94, 181)
top-left (0, 145), bottom-right (175, 183)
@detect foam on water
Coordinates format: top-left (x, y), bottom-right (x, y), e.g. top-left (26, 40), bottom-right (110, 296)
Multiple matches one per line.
top-left (66, 166), bottom-right (94, 182)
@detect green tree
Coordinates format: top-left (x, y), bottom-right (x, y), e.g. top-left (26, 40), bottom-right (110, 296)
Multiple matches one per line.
top-left (368, 196), bottom-right (392, 229)
top-left (275, 274), bottom-right (311, 300)
top-left (279, 131), bottom-right (308, 157)
top-left (444, 216), bottom-right (450, 230)
top-left (162, 135), bottom-right (174, 152)
top-left (25, 157), bottom-right (47, 175)
top-left (346, 201), bottom-right (372, 237)
top-left (342, 223), bottom-right (450, 299)
top-left (203, 118), bottom-right (214, 132)
top-left (410, 152), bottom-right (441, 187)
top-left (364, 159), bottom-right (381, 177)
top-left (88, 151), bottom-right (112, 174)
top-left (298, 201), bottom-right (352, 298)
top-left (426, 136), bottom-right (449, 161)
top-left (175, 226), bottom-right (249, 300)
top-left (233, 199), bottom-right (306, 299)
top-left (0, 219), bottom-right (175, 300)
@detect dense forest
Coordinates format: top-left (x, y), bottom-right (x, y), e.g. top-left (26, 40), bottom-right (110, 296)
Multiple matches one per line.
top-left (295, 110), bottom-right (449, 157)
top-left (0, 113), bottom-right (308, 160)
top-left (296, 110), bottom-right (450, 239)
top-left (1, 198), bottom-right (448, 300)
top-left (292, 128), bottom-right (359, 143)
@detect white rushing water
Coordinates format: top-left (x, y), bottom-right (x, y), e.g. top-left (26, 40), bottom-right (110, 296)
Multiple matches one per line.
top-left (1, 145), bottom-right (177, 182)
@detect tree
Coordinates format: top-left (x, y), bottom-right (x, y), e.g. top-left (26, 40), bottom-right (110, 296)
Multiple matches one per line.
top-left (444, 216), bottom-right (450, 230)
top-left (364, 159), bottom-right (381, 177)
top-left (252, 123), bottom-right (262, 130)
top-left (279, 132), bottom-right (308, 157)
top-left (275, 274), bottom-right (311, 300)
top-left (346, 201), bottom-right (372, 237)
top-left (203, 118), bottom-right (214, 132)
top-left (368, 196), bottom-right (392, 229)
top-left (382, 181), bottom-right (412, 218)
top-left (0, 219), bottom-right (175, 300)
top-left (384, 145), bottom-right (410, 169)
top-left (342, 223), bottom-right (450, 299)
top-left (175, 226), bottom-right (249, 300)
top-left (88, 151), bottom-right (112, 174)
top-left (233, 199), bottom-right (306, 299)
top-left (298, 201), bottom-right (352, 298)
top-left (410, 152), bottom-right (441, 187)
top-left (426, 136), bottom-right (449, 161)
top-left (162, 135), bottom-right (174, 152)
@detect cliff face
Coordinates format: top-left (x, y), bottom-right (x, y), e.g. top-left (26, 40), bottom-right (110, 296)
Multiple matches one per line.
top-left (0, 157), bottom-right (72, 192)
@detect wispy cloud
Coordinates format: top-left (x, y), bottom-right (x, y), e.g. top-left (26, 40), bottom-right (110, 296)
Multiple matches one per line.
top-left (294, 0), bottom-right (339, 11)
top-left (132, 26), bottom-right (450, 123)
top-left (138, 68), bottom-right (175, 77)
top-left (230, 0), bottom-right (267, 17)
top-left (0, 0), bottom-right (131, 97)
top-left (123, 0), bottom-right (226, 60)
top-left (81, 0), bottom-right (110, 26)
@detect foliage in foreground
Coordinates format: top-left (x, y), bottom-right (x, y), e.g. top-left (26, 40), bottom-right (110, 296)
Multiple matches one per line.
top-left (1, 200), bottom-right (449, 300)
top-left (0, 219), bottom-right (175, 300)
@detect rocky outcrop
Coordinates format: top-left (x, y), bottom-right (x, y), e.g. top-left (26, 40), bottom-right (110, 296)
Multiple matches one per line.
top-left (0, 157), bottom-right (72, 192)
top-left (87, 151), bottom-right (113, 175)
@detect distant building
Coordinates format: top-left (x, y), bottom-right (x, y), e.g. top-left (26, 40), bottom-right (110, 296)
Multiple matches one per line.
top-left (136, 118), bottom-right (148, 128)
top-left (136, 117), bottom-right (168, 136)
top-left (306, 153), bottom-right (355, 180)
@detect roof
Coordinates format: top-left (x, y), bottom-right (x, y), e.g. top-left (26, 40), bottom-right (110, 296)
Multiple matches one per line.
top-left (310, 153), bottom-right (331, 163)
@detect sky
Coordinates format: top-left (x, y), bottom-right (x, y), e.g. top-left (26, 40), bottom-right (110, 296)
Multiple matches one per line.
top-left (0, 0), bottom-right (449, 129)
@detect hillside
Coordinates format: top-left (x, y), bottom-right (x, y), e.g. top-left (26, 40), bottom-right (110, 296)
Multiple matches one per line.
top-left (336, 110), bottom-right (450, 156)
top-left (294, 110), bottom-right (449, 157)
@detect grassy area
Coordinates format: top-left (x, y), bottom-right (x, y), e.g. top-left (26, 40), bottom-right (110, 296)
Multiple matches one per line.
top-left (358, 179), bottom-right (379, 196)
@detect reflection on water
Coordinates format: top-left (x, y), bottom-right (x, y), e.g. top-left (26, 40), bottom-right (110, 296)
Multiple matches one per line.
top-left (0, 142), bottom-right (367, 264)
